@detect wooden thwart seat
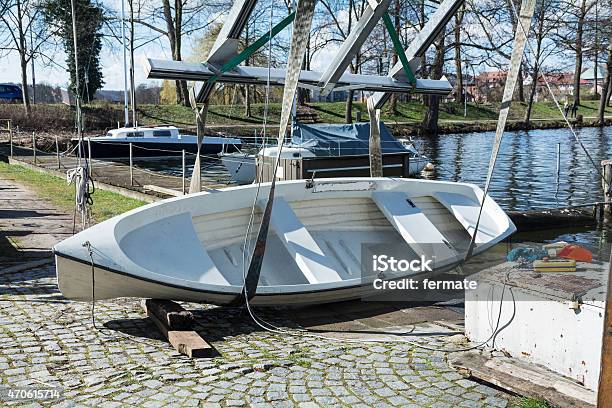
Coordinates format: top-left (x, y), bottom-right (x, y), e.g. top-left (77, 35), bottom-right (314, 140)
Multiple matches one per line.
top-left (260, 198), bottom-right (344, 284)
top-left (372, 191), bottom-right (457, 260)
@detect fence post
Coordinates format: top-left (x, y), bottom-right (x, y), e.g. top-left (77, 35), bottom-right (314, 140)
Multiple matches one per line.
top-left (129, 142), bottom-right (134, 186)
top-left (87, 138), bottom-right (92, 176)
top-left (32, 132), bottom-right (36, 164)
top-left (8, 120), bottom-right (12, 158)
top-left (56, 137), bottom-right (60, 169)
top-left (182, 149), bottom-right (186, 195)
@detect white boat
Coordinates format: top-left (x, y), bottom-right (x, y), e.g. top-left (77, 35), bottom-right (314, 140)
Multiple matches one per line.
top-left (72, 126), bottom-right (242, 158)
top-left (220, 123), bottom-right (429, 185)
top-left (220, 146), bottom-right (315, 185)
top-left (53, 177), bottom-right (515, 306)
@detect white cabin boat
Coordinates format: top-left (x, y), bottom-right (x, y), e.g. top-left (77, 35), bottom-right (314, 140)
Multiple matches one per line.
top-left (53, 178), bottom-right (515, 306)
top-left (72, 126), bottom-right (242, 158)
top-left (220, 123), bottom-right (429, 185)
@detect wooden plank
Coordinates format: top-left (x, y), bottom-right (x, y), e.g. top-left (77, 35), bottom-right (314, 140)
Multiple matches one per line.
top-left (168, 331), bottom-right (213, 358)
top-left (450, 352), bottom-right (596, 408)
top-left (140, 299), bottom-right (213, 358)
top-left (142, 299), bottom-right (194, 330)
top-left (143, 185), bottom-right (183, 197)
top-left (508, 207), bottom-right (595, 231)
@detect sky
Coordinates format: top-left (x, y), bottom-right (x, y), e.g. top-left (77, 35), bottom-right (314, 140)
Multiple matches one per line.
top-left (1, 0), bottom-right (198, 90)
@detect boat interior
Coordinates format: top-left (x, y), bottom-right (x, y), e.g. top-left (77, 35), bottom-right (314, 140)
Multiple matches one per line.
top-left (119, 191), bottom-right (491, 290)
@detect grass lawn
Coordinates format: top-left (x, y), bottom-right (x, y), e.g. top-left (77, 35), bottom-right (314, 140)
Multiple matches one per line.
top-left (3, 100), bottom-right (610, 132)
top-left (0, 162), bottom-right (146, 223)
top-left (134, 100), bottom-right (612, 127)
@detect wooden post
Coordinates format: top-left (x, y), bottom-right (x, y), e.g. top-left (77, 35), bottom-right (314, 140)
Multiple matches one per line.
top-left (597, 250), bottom-right (612, 407)
top-left (556, 143), bottom-right (561, 177)
top-left (87, 138), bottom-right (92, 176)
top-left (140, 299), bottom-right (213, 358)
top-left (55, 137), bottom-right (60, 169)
top-left (367, 97), bottom-right (383, 177)
top-left (129, 142), bottom-right (133, 186)
top-left (182, 149), bottom-right (186, 195)
top-left (32, 132), bottom-right (36, 164)
top-left (8, 120), bottom-right (12, 158)
top-left (602, 160), bottom-right (612, 215)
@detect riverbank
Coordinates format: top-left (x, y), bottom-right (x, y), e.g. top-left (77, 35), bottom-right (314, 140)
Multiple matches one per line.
top-left (0, 161), bottom-right (146, 222)
top-left (2, 100), bottom-right (610, 138)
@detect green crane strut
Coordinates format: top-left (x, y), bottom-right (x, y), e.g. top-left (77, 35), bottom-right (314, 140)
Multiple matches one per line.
top-left (206, 12), bottom-right (296, 84)
top-left (382, 11), bottom-right (416, 86)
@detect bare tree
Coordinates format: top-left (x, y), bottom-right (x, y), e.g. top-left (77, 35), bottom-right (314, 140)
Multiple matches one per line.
top-left (554, 0), bottom-right (596, 106)
top-left (523, 0), bottom-right (564, 126)
top-left (128, 0), bottom-right (228, 106)
top-left (421, 32), bottom-right (445, 135)
top-left (453, 4), bottom-right (465, 104)
top-left (598, 36), bottom-right (611, 124)
top-left (0, 0), bottom-right (53, 115)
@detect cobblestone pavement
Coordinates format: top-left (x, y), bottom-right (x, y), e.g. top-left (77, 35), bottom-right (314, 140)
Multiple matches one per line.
top-left (0, 263), bottom-right (515, 408)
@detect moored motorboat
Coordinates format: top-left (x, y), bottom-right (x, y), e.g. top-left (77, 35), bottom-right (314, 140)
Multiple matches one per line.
top-left (72, 126), bottom-right (241, 158)
top-left (53, 177), bottom-right (515, 306)
top-left (220, 122), bottom-right (429, 185)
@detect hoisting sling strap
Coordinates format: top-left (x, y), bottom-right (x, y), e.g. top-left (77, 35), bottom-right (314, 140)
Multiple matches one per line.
top-left (465, 0), bottom-right (536, 261)
top-left (242, 0), bottom-right (317, 302)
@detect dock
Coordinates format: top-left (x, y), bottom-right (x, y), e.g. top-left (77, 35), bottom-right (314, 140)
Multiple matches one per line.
top-left (465, 260), bottom-right (607, 398)
top-left (0, 141), bottom-right (232, 200)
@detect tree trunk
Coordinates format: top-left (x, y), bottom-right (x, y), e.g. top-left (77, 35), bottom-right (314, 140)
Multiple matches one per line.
top-left (421, 35), bottom-right (445, 135)
top-left (345, 90), bottom-right (354, 123)
top-left (525, 4), bottom-right (545, 127)
top-left (454, 7), bottom-right (464, 103)
top-left (573, 0), bottom-right (586, 106)
top-left (162, 0), bottom-right (188, 106)
top-left (518, 65), bottom-right (525, 102)
top-left (598, 39), bottom-right (612, 125)
top-left (16, 0), bottom-right (30, 116)
top-left (388, 0), bottom-right (401, 114)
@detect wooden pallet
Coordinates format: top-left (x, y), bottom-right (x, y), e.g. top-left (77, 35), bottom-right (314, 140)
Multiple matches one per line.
top-left (450, 352), bottom-right (596, 408)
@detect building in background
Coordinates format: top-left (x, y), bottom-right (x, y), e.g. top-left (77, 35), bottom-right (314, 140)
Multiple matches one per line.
top-left (581, 64), bottom-right (607, 95)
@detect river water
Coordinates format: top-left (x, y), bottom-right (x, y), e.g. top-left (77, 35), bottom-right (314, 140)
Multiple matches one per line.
top-left (415, 126), bottom-right (610, 212)
top-left (413, 126), bottom-right (612, 259)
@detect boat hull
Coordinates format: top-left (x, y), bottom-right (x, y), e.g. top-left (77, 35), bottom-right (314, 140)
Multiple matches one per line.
top-left (56, 255), bottom-right (371, 306)
top-left (72, 139), bottom-right (240, 158)
top-left (220, 154), bottom-right (256, 185)
top-left (54, 178), bottom-right (516, 306)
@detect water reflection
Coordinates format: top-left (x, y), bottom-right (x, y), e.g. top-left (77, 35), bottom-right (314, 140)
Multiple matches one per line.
top-left (414, 126), bottom-right (611, 212)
